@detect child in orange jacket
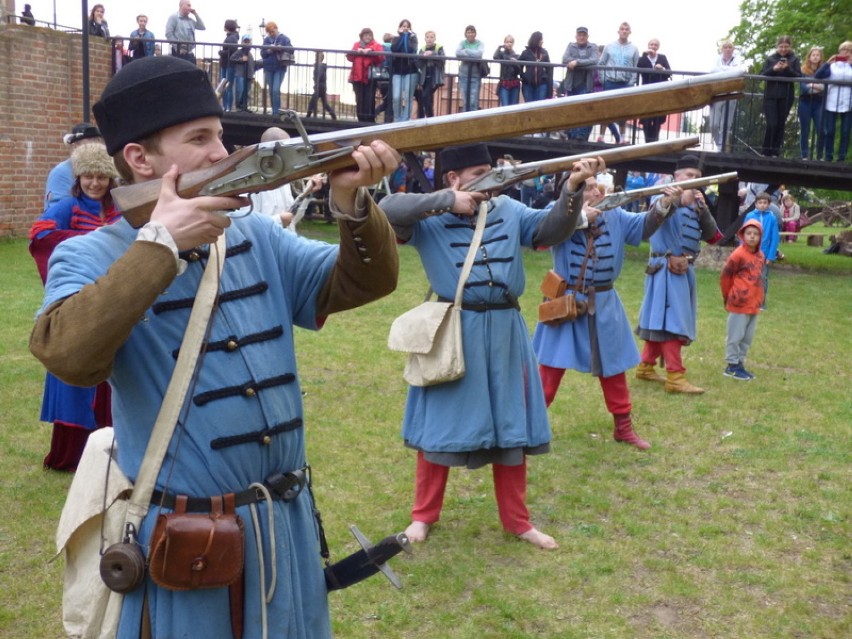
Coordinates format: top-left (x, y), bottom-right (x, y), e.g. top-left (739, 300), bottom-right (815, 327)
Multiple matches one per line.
top-left (720, 218), bottom-right (765, 380)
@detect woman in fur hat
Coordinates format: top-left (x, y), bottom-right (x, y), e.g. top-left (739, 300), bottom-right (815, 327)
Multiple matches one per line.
top-left (29, 143), bottom-right (121, 471)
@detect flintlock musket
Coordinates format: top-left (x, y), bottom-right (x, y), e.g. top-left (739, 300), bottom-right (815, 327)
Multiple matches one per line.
top-left (595, 172), bottom-right (739, 211)
top-left (461, 136), bottom-right (701, 193)
top-left (113, 70), bottom-right (745, 227)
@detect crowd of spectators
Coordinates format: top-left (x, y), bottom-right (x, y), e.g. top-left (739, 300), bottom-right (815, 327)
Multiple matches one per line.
top-left (18, 5), bottom-right (851, 161)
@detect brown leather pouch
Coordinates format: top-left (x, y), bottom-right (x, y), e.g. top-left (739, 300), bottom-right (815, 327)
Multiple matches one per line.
top-left (667, 255), bottom-right (690, 275)
top-left (539, 294), bottom-right (578, 326)
top-left (148, 493), bottom-right (244, 591)
top-left (539, 269), bottom-right (568, 299)
top-left (645, 262), bottom-right (664, 275)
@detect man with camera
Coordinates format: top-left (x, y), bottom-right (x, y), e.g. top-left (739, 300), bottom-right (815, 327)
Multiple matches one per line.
top-left (759, 35), bottom-right (802, 157)
top-left (165, 0), bottom-right (206, 63)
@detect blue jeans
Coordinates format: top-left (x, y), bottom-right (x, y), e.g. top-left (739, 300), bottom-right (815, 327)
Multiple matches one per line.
top-left (822, 109), bottom-right (852, 161)
top-left (233, 73), bottom-right (249, 110)
top-left (392, 73), bottom-right (416, 121)
top-left (566, 86), bottom-right (592, 140)
top-left (220, 67), bottom-right (235, 111)
top-left (521, 82), bottom-right (548, 103)
top-left (498, 84), bottom-right (520, 107)
top-left (458, 67), bottom-right (481, 112)
top-left (797, 97), bottom-right (823, 158)
top-left (267, 68), bottom-right (285, 114)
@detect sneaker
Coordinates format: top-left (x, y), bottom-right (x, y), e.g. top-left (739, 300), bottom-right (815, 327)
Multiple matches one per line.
top-left (724, 365), bottom-right (750, 380)
top-left (738, 365), bottom-right (756, 380)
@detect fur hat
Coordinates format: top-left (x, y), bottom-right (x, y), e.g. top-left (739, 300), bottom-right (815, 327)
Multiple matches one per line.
top-left (71, 144), bottom-right (118, 178)
top-left (439, 144), bottom-right (492, 173)
top-left (93, 56), bottom-right (222, 155)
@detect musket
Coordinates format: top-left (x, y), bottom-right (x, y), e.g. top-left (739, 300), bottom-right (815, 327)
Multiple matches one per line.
top-left (595, 172), bottom-right (740, 211)
top-left (286, 179), bottom-right (321, 233)
top-left (461, 136), bottom-right (701, 193)
top-left (112, 70), bottom-right (745, 227)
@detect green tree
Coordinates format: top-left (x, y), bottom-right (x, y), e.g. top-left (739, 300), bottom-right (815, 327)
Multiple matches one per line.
top-left (729, 0), bottom-right (846, 69)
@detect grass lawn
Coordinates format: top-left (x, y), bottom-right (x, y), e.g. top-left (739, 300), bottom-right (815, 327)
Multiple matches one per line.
top-left (0, 221), bottom-right (849, 639)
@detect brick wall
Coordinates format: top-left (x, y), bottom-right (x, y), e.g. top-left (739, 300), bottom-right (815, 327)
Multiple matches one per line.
top-left (0, 24), bottom-right (112, 237)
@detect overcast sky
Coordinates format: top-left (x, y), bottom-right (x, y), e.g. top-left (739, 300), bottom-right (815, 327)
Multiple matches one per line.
top-left (23, 0), bottom-right (745, 73)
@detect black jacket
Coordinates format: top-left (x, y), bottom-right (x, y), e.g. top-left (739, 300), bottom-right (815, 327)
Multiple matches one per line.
top-left (519, 46), bottom-right (551, 88)
top-left (760, 52), bottom-right (802, 101)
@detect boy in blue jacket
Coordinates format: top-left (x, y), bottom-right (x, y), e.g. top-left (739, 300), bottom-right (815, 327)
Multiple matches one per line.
top-left (743, 192), bottom-right (779, 308)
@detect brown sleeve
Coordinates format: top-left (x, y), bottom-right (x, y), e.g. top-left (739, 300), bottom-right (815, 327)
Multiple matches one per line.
top-left (29, 241), bottom-right (178, 387)
top-left (316, 197), bottom-right (399, 316)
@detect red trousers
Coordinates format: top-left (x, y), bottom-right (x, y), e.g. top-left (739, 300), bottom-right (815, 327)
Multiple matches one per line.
top-left (411, 451), bottom-right (532, 535)
top-left (640, 339), bottom-right (686, 373)
top-left (539, 365), bottom-right (632, 416)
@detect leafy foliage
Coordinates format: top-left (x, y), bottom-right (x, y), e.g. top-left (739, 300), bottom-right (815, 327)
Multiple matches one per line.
top-left (729, 0), bottom-right (846, 68)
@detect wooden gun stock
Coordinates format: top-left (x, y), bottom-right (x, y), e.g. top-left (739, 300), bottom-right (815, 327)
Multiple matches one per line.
top-left (113, 70), bottom-right (744, 227)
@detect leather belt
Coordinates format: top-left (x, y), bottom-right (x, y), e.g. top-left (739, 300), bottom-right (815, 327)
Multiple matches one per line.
top-left (437, 297), bottom-right (520, 312)
top-left (151, 468), bottom-right (308, 512)
top-left (577, 284), bottom-right (613, 295)
top-left (650, 252), bottom-right (695, 262)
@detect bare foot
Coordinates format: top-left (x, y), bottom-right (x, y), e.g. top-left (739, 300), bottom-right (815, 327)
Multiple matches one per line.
top-left (518, 527), bottom-right (558, 550)
top-left (404, 521), bottom-right (431, 543)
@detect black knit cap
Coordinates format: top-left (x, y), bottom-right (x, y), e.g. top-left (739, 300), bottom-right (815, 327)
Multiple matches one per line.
top-left (439, 143), bottom-right (492, 173)
top-left (93, 56), bottom-right (223, 155)
top-left (676, 154), bottom-right (701, 171)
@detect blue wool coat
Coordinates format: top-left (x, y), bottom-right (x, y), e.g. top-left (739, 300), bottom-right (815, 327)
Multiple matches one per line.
top-left (636, 199), bottom-right (715, 343)
top-left (40, 215), bottom-right (336, 639)
top-left (395, 196), bottom-right (552, 454)
top-left (533, 207), bottom-right (656, 377)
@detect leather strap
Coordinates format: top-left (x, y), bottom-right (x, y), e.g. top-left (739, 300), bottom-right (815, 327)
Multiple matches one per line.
top-left (453, 202), bottom-right (489, 308)
top-left (230, 574), bottom-right (245, 639)
top-left (124, 234), bottom-right (227, 535)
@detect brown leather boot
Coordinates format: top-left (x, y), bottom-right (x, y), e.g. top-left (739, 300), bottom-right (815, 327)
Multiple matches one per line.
top-left (636, 361), bottom-right (666, 383)
top-left (664, 371), bottom-right (705, 394)
top-left (613, 414), bottom-right (651, 450)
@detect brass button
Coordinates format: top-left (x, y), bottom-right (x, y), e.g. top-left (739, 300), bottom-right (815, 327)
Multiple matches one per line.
top-left (358, 246), bottom-right (368, 253)
top-left (226, 340), bottom-right (239, 351)
top-left (353, 235), bottom-right (363, 242)
top-left (361, 257), bottom-right (372, 264)
top-left (262, 435), bottom-right (272, 445)
top-left (187, 251), bottom-right (201, 262)
top-left (245, 387), bottom-right (256, 397)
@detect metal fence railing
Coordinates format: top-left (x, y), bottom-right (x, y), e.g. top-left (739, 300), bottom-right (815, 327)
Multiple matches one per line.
top-left (11, 19), bottom-right (850, 163)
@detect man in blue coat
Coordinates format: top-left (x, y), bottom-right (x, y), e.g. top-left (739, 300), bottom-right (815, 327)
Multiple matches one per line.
top-left (634, 155), bottom-right (722, 394)
top-left (380, 144), bottom-right (602, 550)
top-left (30, 55), bottom-right (401, 639)
top-left (533, 173), bottom-right (679, 449)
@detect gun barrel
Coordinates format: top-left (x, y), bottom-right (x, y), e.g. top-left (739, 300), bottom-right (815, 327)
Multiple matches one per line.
top-left (463, 137), bottom-right (701, 192)
top-left (114, 70), bottom-right (745, 227)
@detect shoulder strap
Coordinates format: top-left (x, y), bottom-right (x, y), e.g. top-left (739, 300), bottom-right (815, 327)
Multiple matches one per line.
top-left (454, 202), bottom-right (488, 307)
top-left (572, 229), bottom-right (597, 293)
top-left (123, 233), bottom-right (227, 531)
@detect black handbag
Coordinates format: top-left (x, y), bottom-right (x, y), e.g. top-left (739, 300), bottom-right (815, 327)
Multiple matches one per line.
top-left (369, 65), bottom-right (389, 82)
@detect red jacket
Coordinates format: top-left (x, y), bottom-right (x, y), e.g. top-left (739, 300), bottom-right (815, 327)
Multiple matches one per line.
top-left (347, 40), bottom-right (384, 84)
top-left (720, 219), bottom-right (765, 314)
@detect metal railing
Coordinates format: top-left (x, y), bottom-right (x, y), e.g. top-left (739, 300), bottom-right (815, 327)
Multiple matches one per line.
top-left (22, 22), bottom-right (849, 163)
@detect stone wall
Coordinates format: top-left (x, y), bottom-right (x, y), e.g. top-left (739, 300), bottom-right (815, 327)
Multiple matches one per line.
top-left (695, 245), bottom-right (735, 272)
top-left (0, 23), bottom-right (111, 237)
